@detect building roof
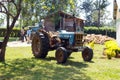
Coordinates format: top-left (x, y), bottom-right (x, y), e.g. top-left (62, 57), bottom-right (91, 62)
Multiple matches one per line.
top-left (44, 11), bottom-right (84, 21)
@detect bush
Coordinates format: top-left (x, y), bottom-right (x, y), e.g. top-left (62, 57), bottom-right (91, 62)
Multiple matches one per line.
top-left (104, 40), bottom-right (120, 59)
top-left (84, 27), bottom-right (116, 38)
top-left (0, 26), bottom-right (116, 38)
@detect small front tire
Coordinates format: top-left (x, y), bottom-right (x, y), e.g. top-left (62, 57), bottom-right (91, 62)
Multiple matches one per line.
top-left (82, 47), bottom-right (93, 61)
top-left (55, 47), bottom-right (67, 63)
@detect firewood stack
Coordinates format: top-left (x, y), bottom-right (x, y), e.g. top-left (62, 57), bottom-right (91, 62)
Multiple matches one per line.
top-left (84, 34), bottom-right (115, 44)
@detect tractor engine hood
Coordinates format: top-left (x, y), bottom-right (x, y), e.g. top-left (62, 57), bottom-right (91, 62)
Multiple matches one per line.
top-left (58, 30), bottom-right (75, 45)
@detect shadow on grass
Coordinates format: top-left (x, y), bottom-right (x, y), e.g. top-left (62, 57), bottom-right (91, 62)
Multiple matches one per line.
top-left (64, 60), bottom-right (88, 68)
top-left (45, 56), bottom-right (75, 61)
top-left (45, 56), bottom-right (56, 61)
top-left (45, 56), bottom-right (94, 68)
top-left (0, 58), bottom-right (92, 80)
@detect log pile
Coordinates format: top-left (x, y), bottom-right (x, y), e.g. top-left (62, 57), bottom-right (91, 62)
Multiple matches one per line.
top-left (84, 34), bottom-right (115, 44)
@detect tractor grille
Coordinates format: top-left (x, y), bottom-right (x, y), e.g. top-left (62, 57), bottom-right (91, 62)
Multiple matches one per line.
top-left (74, 33), bottom-right (83, 46)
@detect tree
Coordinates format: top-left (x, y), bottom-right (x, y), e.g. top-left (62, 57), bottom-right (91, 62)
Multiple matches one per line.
top-left (93, 0), bottom-right (110, 27)
top-left (80, 0), bottom-right (93, 26)
top-left (0, 0), bottom-right (22, 62)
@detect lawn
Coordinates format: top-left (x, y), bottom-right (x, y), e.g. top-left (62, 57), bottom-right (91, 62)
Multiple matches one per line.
top-left (0, 44), bottom-right (120, 80)
top-left (0, 37), bottom-right (19, 42)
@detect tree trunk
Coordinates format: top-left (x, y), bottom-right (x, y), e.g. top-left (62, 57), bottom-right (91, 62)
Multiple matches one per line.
top-left (0, 16), bottom-right (20, 62)
top-left (0, 28), bottom-right (11, 61)
top-left (0, 36), bottom-right (9, 62)
top-left (0, 0), bottom-right (22, 62)
top-left (97, 0), bottom-right (101, 28)
top-left (0, 8), bottom-right (10, 61)
top-left (0, 45), bottom-right (5, 61)
top-left (97, 8), bottom-right (100, 28)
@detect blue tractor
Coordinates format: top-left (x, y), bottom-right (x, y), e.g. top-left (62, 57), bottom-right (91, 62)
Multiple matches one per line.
top-left (31, 11), bottom-right (93, 63)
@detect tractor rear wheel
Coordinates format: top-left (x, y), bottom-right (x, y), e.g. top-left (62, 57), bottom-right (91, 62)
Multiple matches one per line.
top-left (55, 47), bottom-right (67, 63)
top-left (82, 47), bottom-right (93, 61)
top-left (32, 32), bottom-right (49, 58)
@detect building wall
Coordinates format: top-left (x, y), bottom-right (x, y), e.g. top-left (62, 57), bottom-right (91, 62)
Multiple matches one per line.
top-left (116, 8), bottom-right (120, 19)
top-left (116, 22), bottom-right (120, 46)
top-left (114, 0), bottom-right (120, 46)
top-left (117, 4), bottom-right (120, 46)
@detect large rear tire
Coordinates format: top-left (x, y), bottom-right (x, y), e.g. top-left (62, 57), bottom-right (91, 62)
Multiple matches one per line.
top-left (82, 47), bottom-right (93, 61)
top-left (32, 32), bottom-right (49, 58)
top-left (55, 47), bottom-right (67, 63)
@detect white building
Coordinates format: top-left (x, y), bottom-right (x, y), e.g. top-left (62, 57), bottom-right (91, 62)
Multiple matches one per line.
top-left (113, 0), bottom-right (120, 46)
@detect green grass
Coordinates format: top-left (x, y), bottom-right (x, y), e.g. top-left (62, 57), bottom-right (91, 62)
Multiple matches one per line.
top-left (0, 37), bottom-right (19, 42)
top-left (0, 44), bottom-right (120, 80)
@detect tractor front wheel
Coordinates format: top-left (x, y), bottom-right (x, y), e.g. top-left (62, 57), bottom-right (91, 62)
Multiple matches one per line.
top-left (82, 47), bottom-right (93, 61)
top-left (55, 47), bottom-right (67, 63)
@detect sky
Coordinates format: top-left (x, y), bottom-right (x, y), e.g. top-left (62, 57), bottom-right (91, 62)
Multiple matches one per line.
top-left (106, 0), bottom-right (113, 19)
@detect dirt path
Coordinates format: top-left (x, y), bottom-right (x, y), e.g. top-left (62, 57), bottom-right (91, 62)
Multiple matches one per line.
top-left (7, 41), bottom-right (31, 47)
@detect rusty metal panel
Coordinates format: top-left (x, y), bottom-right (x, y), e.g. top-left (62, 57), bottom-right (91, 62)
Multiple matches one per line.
top-left (74, 33), bottom-right (83, 46)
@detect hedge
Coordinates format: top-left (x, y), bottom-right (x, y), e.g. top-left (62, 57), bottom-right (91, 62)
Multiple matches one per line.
top-left (0, 27), bottom-right (116, 39)
top-left (0, 29), bottom-right (21, 37)
top-left (84, 27), bottom-right (116, 39)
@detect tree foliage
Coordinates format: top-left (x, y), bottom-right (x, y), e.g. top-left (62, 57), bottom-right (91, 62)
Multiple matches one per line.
top-left (93, 0), bottom-right (110, 27)
top-left (80, 0), bottom-right (93, 26)
top-left (20, 0), bottom-right (77, 27)
top-left (0, 15), bottom-right (4, 26)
